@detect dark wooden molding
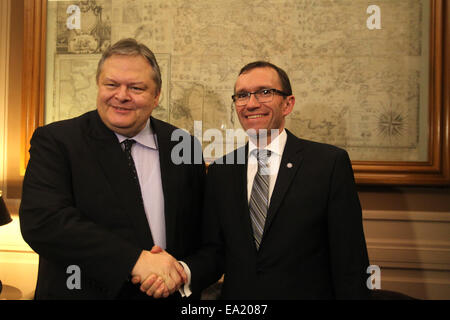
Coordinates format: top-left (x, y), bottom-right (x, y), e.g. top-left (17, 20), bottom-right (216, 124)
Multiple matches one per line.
top-left (21, 0), bottom-right (46, 174)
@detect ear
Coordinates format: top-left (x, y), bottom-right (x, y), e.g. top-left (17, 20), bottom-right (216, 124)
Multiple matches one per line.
top-left (154, 90), bottom-right (161, 106)
top-left (282, 95), bottom-right (295, 117)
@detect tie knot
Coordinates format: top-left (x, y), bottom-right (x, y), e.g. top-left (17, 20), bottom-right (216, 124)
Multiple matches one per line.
top-left (252, 149), bottom-right (271, 176)
top-left (122, 139), bottom-right (136, 153)
top-left (252, 149), bottom-right (271, 162)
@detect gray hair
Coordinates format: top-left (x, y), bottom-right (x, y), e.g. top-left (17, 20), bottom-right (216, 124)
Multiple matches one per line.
top-left (96, 38), bottom-right (162, 93)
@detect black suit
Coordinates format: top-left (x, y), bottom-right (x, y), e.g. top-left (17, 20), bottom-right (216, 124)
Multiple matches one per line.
top-left (19, 110), bottom-right (205, 299)
top-left (185, 130), bottom-right (370, 299)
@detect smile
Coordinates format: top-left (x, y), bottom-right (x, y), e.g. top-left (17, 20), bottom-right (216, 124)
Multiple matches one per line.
top-left (112, 105), bottom-right (133, 112)
top-left (246, 114), bottom-right (267, 119)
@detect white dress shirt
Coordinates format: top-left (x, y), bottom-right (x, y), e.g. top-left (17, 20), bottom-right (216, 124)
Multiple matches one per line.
top-left (115, 119), bottom-right (166, 249)
top-left (247, 129), bottom-right (288, 204)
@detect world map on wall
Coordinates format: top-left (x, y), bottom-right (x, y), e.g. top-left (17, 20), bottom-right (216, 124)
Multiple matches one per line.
top-left (45, 0), bottom-right (429, 162)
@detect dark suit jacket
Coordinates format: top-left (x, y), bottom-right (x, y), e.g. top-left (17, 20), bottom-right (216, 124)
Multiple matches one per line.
top-left (185, 130), bottom-right (370, 299)
top-left (19, 110), bottom-right (205, 299)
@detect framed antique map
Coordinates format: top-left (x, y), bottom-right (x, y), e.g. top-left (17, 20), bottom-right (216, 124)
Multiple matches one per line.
top-left (21, 0), bottom-right (449, 185)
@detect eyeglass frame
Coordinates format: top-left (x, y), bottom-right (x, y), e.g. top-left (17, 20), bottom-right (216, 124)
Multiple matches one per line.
top-left (231, 88), bottom-right (290, 106)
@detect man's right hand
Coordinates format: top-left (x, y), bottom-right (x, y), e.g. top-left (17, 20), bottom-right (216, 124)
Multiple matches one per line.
top-left (131, 246), bottom-right (186, 298)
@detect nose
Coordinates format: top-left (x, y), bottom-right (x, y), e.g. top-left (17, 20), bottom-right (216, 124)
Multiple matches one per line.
top-left (246, 93), bottom-right (261, 109)
top-left (115, 85), bottom-right (130, 102)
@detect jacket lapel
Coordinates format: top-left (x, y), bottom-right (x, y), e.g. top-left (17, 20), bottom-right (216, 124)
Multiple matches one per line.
top-left (262, 130), bottom-right (304, 241)
top-left (87, 111), bottom-right (154, 249)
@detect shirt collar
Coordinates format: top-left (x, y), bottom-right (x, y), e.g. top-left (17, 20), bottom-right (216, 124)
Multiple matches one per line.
top-left (248, 129), bottom-right (287, 158)
top-left (115, 119), bottom-right (158, 150)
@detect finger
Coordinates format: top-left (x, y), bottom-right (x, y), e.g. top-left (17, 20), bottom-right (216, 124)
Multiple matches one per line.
top-left (175, 262), bottom-right (187, 284)
top-left (140, 274), bottom-right (157, 292)
top-left (131, 276), bottom-right (141, 285)
top-left (162, 285), bottom-right (170, 298)
top-left (144, 277), bottom-right (162, 296)
top-left (150, 245), bottom-right (163, 253)
top-left (146, 277), bottom-right (165, 297)
top-left (166, 265), bottom-right (181, 292)
top-left (164, 276), bottom-right (176, 293)
top-left (169, 266), bottom-right (182, 290)
top-left (152, 283), bottom-right (167, 299)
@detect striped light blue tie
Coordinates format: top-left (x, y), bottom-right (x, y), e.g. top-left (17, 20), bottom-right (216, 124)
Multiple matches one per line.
top-left (249, 149), bottom-right (271, 250)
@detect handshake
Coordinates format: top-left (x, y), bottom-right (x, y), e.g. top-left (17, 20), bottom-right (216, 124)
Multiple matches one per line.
top-left (130, 245), bottom-right (188, 298)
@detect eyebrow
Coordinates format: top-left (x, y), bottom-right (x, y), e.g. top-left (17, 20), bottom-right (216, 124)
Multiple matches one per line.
top-left (102, 78), bottom-right (147, 86)
top-left (235, 86), bottom-right (273, 93)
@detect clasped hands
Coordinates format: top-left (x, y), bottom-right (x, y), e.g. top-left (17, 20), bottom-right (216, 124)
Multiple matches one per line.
top-left (131, 245), bottom-right (187, 298)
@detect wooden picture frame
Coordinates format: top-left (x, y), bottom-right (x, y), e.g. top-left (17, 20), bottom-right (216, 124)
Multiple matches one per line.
top-left (21, 0), bottom-right (449, 185)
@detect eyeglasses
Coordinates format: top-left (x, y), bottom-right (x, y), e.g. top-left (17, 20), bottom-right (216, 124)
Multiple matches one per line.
top-left (232, 88), bottom-right (289, 106)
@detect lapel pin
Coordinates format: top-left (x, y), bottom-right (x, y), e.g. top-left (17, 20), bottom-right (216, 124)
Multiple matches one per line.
top-left (287, 163), bottom-right (293, 168)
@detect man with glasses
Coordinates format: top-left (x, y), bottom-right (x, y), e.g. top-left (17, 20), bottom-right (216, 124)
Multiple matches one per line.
top-left (140, 61), bottom-right (370, 299)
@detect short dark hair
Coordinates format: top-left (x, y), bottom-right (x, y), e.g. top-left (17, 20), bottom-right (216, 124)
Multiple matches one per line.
top-left (96, 38), bottom-right (162, 93)
top-left (238, 61), bottom-right (292, 95)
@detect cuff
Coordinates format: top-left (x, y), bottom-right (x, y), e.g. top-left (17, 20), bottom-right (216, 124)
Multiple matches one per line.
top-left (178, 260), bottom-right (192, 297)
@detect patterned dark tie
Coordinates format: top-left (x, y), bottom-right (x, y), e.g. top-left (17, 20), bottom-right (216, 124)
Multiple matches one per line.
top-left (249, 149), bottom-right (271, 250)
top-left (122, 139), bottom-right (143, 199)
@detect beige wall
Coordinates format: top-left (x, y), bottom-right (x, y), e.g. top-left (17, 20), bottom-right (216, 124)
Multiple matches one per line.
top-left (1, 0), bottom-right (449, 300)
top-left (359, 186), bottom-right (450, 299)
